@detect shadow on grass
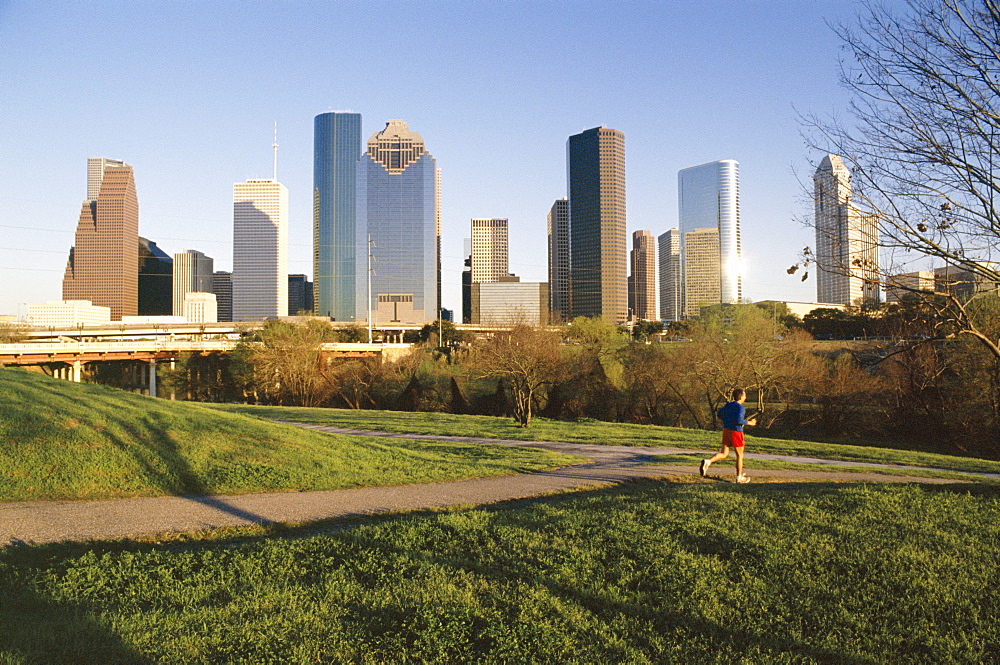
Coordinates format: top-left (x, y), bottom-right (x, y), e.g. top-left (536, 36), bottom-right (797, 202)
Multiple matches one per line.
top-left (0, 543), bottom-right (151, 663)
top-left (19, 375), bottom-right (271, 528)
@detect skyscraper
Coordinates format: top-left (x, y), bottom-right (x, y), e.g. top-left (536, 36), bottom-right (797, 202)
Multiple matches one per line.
top-left (172, 249), bottom-right (214, 316)
top-left (212, 271), bottom-right (233, 322)
top-left (629, 230), bottom-right (656, 320)
top-left (547, 198), bottom-right (570, 322)
top-left (356, 120), bottom-right (438, 325)
top-left (232, 179), bottom-right (288, 321)
top-left (658, 229), bottom-right (681, 323)
top-left (678, 159), bottom-right (741, 317)
top-left (63, 158), bottom-right (139, 321)
top-left (567, 127), bottom-right (627, 323)
top-left (138, 237), bottom-right (173, 316)
top-left (471, 218), bottom-right (508, 283)
top-left (814, 154), bottom-right (880, 306)
top-left (313, 112), bottom-right (362, 320)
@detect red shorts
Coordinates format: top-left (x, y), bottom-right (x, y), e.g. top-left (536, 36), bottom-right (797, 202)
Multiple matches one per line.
top-left (722, 429), bottom-right (745, 449)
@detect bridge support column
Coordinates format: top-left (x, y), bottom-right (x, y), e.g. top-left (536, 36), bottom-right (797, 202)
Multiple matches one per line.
top-left (149, 359), bottom-right (157, 398)
top-left (71, 360), bottom-right (82, 383)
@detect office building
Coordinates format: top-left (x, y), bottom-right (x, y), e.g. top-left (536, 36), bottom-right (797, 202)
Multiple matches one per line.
top-left (471, 218), bottom-right (508, 283)
top-left (683, 227), bottom-right (722, 315)
top-left (288, 274), bottom-right (314, 315)
top-left (182, 292), bottom-right (218, 323)
top-left (678, 159), bottom-right (741, 317)
top-left (27, 300), bottom-right (111, 327)
top-left (138, 237), bottom-right (173, 316)
top-left (814, 154), bottom-right (880, 306)
top-left (629, 230), bottom-right (656, 320)
top-left (471, 280), bottom-right (549, 326)
top-left (567, 127), bottom-right (627, 323)
top-left (232, 179), bottom-right (288, 321)
top-left (313, 112), bottom-right (362, 320)
top-left (172, 250), bottom-right (214, 316)
top-left (356, 120), bottom-right (438, 325)
top-left (547, 198), bottom-right (570, 322)
top-left (212, 271), bottom-right (233, 322)
top-left (658, 229), bottom-right (681, 322)
top-left (63, 158), bottom-right (139, 320)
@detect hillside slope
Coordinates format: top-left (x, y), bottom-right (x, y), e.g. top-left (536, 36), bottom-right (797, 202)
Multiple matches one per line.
top-left (0, 369), bottom-right (576, 501)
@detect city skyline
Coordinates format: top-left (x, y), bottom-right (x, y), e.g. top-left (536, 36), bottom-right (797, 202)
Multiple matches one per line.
top-left (0, 2), bottom-right (905, 319)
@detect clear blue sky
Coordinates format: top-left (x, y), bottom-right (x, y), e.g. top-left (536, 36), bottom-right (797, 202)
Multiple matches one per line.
top-left (0, 0), bottom-right (873, 319)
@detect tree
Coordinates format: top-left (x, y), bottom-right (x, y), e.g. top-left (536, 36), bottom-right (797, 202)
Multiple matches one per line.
top-left (802, 0), bottom-right (1000, 360)
top-left (237, 320), bottom-right (340, 407)
top-left (471, 324), bottom-right (563, 427)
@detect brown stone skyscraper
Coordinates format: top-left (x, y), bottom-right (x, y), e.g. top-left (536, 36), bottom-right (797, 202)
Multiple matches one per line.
top-left (567, 127), bottom-right (627, 323)
top-left (629, 229), bottom-right (656, 320)
top-left (63, 158), bottom-right (139, 320)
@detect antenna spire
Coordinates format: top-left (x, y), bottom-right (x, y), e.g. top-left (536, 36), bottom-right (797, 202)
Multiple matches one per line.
top-left (272, 121), bottom-right (279, 181)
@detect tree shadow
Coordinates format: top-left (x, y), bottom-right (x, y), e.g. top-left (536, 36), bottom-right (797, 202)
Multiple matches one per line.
top-left (0, 543), bottom-right (152, 663)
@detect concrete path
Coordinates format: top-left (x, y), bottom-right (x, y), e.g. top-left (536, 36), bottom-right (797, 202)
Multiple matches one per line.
top-left (0, 423), bottom-right (987, 547)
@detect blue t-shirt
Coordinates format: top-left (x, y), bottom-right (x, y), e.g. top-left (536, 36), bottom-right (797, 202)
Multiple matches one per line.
top-left (717, 401), bottom-right (747, 431)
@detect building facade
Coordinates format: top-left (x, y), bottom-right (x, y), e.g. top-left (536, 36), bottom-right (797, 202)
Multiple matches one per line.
top-left (172, 250), bottom-right (214, 316)
top-left (547, 197), bottom-right (571, 322)
top-left (212, 271), bottom-right (233, 322)
top-left (138, 237), bottom-right (173, 316)
top-left (288, 274), bottom-right (314, 315)
top-left (63, 158), bottom-right (139, 320)
top-left (629, 230), bottom-right (656, 320)
top-left (182, 292), bottom-right (218, 323)
top-left (471, 280), bottom-right (549, 326)
top-left (814, 154), bottom-right (880, 307)
top-left (232, 179), bottom-right (288, 321)
top-left (355, 120), bottom-right (438, 325)
top-left (567, 127), bottom-right (627, 323)
top-left (658, 229), bottom-right (681, 322)
top-left (313, 112), bottom-right (362, 321)
top-left (27, 300), bottom-right (111, 327)
top-left (678, 159), bottom-right (741, 318)
top-left (471, 218), bottom-right (509, 284)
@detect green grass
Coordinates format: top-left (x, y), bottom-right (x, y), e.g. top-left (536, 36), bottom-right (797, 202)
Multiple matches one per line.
top-left (0, 369), bottom-right (580, 502)
top-left (646, 453), bottom-right (1000, 483)
top-left (1, 482), bottom-right (998, 663)
top-left (209, 404), bottom-right (1000, 476)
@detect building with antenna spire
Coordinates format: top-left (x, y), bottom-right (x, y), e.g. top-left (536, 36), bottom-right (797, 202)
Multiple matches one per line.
top-left (231, 132), bottom-right (288, 321)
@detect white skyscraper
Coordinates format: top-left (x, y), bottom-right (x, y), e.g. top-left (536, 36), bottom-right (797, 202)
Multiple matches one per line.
top-left (814, 154), bottom-right (880, 306)
top-left (678, 159), bottom-right (741, 317)
top-left (471, 218), bottom-right (509, 283)
top-left (232, 179), bottom-right (288, 321)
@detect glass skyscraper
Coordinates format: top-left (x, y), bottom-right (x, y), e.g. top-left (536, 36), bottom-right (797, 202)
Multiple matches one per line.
top-left (678, 159), bottom-right (741, 317)
top-left (313, 112), bottom-right (362, 321)
top-left (356, 120), bottom-right (439, 325)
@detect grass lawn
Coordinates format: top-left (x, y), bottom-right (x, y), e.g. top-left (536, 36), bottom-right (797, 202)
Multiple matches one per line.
top-left (1, 481), bottom-right (997, 663)
top-left (0, 369), bottom-right (580, 502)
top-left (209, 404), bottom-right (1000, 476)
top-left (646, 453), bottom-right (1000, 483)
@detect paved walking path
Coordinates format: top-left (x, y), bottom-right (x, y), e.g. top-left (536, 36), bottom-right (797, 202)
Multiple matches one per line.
top-left (1, 423), bottom-right (991, 547)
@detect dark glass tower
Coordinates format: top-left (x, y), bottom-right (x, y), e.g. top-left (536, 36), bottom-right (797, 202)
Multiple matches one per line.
top-left (313, 112), bottom-right (362, 321)
top-left (567, 127), bottom-right (627, 323)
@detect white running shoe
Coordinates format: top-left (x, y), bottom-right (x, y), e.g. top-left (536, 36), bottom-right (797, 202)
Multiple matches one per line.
top-left (736, 474), bottom-right (750, 484)
top-left (699, 459), bottom-right (710, 477)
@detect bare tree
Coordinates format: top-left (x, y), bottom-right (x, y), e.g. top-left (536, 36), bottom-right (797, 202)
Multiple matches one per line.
top-left (801, 0), bottom-right (1000, 359)
top-left (471, 324), bottom-right (563, 427)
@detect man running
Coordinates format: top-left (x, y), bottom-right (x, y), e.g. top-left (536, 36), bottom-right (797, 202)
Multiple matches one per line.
top-left (700, 388), bottom-right (757, 483)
